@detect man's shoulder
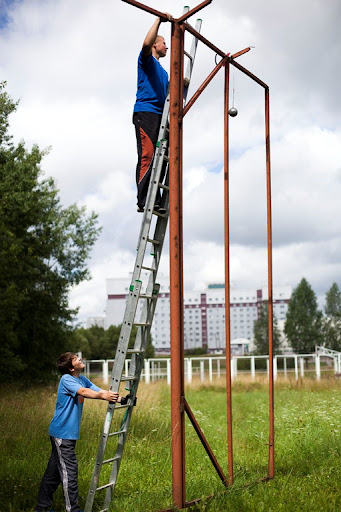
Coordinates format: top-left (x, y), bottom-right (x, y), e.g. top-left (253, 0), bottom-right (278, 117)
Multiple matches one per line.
top-left (59, 374), bottom-right (82, 394)
top-left (79, 374), bottom-right (93, 387)
top-left (138, 50), bottom-right (155, 67)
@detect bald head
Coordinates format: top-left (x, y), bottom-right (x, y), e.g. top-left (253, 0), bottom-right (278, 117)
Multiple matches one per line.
top-left (153, 35), bottom-right (168, 59)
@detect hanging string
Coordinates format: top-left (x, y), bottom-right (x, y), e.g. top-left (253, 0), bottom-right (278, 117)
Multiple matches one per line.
top-left (228, 66), bottom-right (238, 117)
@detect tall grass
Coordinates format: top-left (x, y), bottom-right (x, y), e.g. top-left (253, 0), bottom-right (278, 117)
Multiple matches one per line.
top-left (1, 377), bottom-right (341, 511)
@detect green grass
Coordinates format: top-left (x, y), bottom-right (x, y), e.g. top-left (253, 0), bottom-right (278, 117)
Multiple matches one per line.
top-left (2, 377), bottom-right (341, 511)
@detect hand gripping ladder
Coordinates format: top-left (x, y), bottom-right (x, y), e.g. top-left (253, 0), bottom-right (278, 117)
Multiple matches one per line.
top-left (84, 16), bottom-right (202, 512)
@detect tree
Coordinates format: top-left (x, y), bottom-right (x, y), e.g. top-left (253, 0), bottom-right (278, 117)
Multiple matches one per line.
top-left (284, 278), bottom-right (323, 354)
top-left (72, 324), bottom-right (155, 360)
top-left (322, 282), bottom-right (341, 351)
top-left (0, 82), bottom-right (101, 381)
top-left (253, 301), bottom-right (282, 355)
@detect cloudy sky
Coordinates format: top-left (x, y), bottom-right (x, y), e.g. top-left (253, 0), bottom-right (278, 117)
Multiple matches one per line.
top-left (1, 0), bottom-right (340, 324)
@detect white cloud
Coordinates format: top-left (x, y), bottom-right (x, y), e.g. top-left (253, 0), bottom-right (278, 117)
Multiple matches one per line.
top-left (1, 0), bottom-right (340, 323)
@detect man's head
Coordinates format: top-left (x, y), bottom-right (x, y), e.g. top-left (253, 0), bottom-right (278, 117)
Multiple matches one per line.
top-left (57, 352), bottom-right (84, 375)
top-left (153, 35), bottom-right (168, 59)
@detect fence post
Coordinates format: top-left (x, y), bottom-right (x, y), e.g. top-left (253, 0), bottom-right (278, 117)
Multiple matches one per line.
top-left (103, 360), bottom-right (109, 385)
top-left (283, 357), bottom-right (287, 379)
top-left (315, 355), bottom-right (321, 381)
top-left (294, 356), bottom-right (298, 381)
top-left (273, 357), bottom-right (277, 381)
top-left (209, 357), bottom-right (213, 382)
top-left (334, 357), bottom-right (338, 375)
top-left (200, 360), bottom-right (205, 382)
top-left (144, 359), bottom-right (150, 384)
top-left (266, 358), bottom-right (269, 379)
top-left (231, 358), bottom-right (237, 380)
top-left (300, 357), bottom-right (304, 377)
top-left (187, 358), bottom-right (192, 384)
top-left (125, 359), bottom-right (129, 377)
top-left (217, 359), bottom-right (221, 379)
top-left (167, 358), bottom-right (171, 385)
top-left (250, 356), bottom-right (255, 379)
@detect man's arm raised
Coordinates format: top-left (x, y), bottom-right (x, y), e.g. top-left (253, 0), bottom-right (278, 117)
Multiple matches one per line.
top-left (142, 14), bottom-right (172, 56)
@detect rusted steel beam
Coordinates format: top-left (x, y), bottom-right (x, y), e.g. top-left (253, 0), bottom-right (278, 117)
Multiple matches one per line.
top-left (231, 46), bottom-right (252, 59)
top-left (184, 21), bottom-right (226, 57)
top-left (183, 54), bottom-right (229, 117)
top-left (224, 61), bottom-right (234, 487)
top-left (265, 87), bottom-right (275, 479)
top-left (177, 0), bottom-right (213, 23)
top-left (121, 0), bottom-right (170, 20)
top-left (184, 398), bottom-right (228, 486)
top-left (169, 20), bottom-right (186, 509)
top-left (230, 59), bottom-right (268, 89)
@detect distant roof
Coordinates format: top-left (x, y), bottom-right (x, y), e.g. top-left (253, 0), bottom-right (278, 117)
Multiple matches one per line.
top-left (208, 284), bottom-right (225, 289)
top-left (231, 337), bottom-right (250, 345)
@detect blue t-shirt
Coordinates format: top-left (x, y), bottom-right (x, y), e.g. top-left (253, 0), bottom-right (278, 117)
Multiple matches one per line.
top-left (49, 374), bottom-right (100, 440)
top-left (134, 51), bottom-right (168, 114)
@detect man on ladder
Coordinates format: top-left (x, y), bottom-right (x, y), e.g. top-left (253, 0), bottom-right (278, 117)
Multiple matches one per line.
top-left (133, 14), bottom-right (172, 213)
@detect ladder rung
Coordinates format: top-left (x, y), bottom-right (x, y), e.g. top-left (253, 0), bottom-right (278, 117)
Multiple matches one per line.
top-left (139, 294), bottom-right (157, 300)
top-left (120, 376), bottom-right (138, 382)
top-left (114, 403), bottom-right (131, 409)
top-left (134, 322), bottom-right (151, 326)
top-left (147, 237), bottom-right (160, 245)
top-left (184, 50), bottom-right (193, 60)
top-left (127, 348), bottom-right (143, 354)
top-left (141, 265), bottom-right (156, 272)
top-left (159, 183), bottom-right (169, 191)
top-left (153, 210), bottom-right (167, 218)
top-left (108, 429), bottom-right (127, 437)
top-left (102, 455), bottom-right (121, 465)
top-left (96, 482), bottom-right (114, 492)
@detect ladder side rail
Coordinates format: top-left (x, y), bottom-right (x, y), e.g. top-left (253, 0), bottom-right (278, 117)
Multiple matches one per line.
top-left (133, 138), bottom-right (167, 277)
top-left (183, 18), bottom-right (202, 102)
top-left (103, 285), bottom-right (161, 509)
top-left (84, 282), bottom-right (144, 512)
top-left (85, 17), bottom-right (202, 512)
top-left (134, 131), bottom-right (169, 260)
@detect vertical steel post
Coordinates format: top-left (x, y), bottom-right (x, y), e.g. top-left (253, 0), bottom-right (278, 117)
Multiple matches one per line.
top-left (265, 87), bottom-right (275, 479)
top-left (169, 20), bottom-right (186, 508)
top-left (224, 61), bottom-right (234, 486)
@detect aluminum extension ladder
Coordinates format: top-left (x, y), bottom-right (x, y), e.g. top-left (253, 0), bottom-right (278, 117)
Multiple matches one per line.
top-left (84, 15), bottom-right (202, 512)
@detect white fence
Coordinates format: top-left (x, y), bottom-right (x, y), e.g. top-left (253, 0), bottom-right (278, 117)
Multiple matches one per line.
top-left (84, 351), bottom-right (341, 385)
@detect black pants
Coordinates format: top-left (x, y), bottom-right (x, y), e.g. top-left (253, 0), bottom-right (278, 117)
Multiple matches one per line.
top-left (35, 436), bottom-right (80, 512)
top-left (133, 111), bottom-right (162, 209)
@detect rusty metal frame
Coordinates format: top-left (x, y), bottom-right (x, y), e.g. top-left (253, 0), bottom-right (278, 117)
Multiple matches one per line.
top-left (121, 0), bottom-right (274, 508)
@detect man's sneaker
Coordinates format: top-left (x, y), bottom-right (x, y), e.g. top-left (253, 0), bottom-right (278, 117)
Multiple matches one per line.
top-left (137, 206), bottom-right (144, 213)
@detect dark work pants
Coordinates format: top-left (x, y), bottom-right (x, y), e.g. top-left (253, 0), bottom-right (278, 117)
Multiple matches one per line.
top-left (133, 111), bottom-right (162, 209)
top-left (35, 436), bottom-right (80, 512)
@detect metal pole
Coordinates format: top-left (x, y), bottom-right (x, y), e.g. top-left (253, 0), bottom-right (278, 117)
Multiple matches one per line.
top-left (265, 87), bottom-right (275, 480)
top-left (169, 19), bottom-right (186, 509)
top-left (224, 61), bottom-right (233, 486)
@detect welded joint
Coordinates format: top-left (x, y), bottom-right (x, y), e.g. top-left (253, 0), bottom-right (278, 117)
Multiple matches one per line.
top-left (180, 395), bottom-right (185, 413)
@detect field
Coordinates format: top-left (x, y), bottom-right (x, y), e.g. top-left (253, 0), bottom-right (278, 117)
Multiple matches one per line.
top-left (1, 377), bottom-right (341, 512)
